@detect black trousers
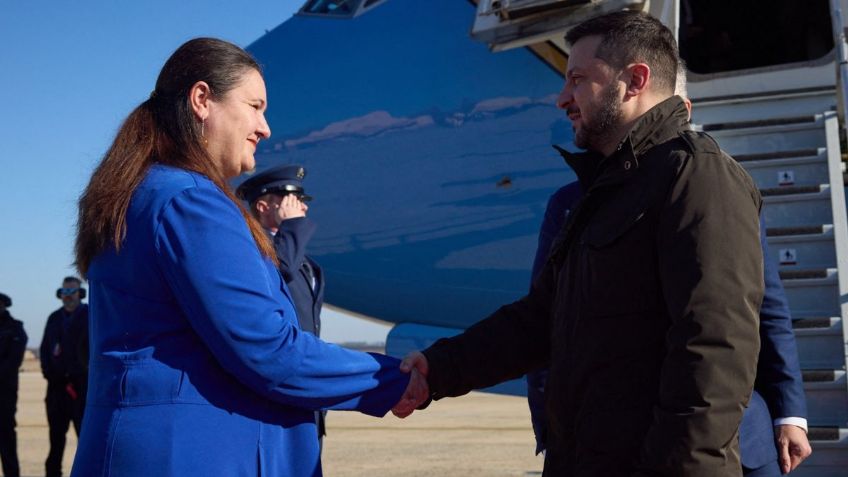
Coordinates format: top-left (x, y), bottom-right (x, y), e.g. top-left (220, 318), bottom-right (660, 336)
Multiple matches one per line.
top-left (45, 380), bottom-right (84, 477)
top-left (0, 385), bottom-right (20, 477)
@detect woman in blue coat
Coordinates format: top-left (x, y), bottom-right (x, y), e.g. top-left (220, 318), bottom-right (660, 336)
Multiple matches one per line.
top-left (71, 38), bottom-right (424, 476)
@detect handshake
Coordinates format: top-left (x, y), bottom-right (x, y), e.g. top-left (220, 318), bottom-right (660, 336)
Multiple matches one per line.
top-left (390, 351), bottom-right (430, 418)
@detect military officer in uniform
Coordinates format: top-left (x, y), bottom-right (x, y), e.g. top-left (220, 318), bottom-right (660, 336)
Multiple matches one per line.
top-left (0, 292), bottom-right (26, 477)
top-left (40, 277), bottom-right (89, 477)
top-left (237, 164), bottom-right (327, 440)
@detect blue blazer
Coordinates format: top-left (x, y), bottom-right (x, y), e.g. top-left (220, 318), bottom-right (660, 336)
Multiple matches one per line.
top-left (72, 165), bottom-right (409, 477)
top-left (527, 181), bottom-right (807, 469)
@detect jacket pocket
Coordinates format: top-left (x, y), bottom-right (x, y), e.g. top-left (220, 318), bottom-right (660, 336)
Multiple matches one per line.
top-left (583, 208), bottom-right (645, 248)
top-left (580, 207), bottom-right (657, 317)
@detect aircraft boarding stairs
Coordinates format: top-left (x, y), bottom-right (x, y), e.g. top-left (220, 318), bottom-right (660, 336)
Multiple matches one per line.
top-left (690, 85), bottom-right (848, 476)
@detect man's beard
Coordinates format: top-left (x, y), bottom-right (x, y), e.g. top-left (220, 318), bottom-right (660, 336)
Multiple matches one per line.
top-left (574, 81), bottom-right (623, 152)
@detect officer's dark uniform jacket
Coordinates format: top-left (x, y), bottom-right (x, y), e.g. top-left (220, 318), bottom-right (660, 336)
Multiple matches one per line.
top-left (40, 304), bottom-right (89, 389)
top-left (423, 97), bottom-right (764, 476)
top-left (0, 309), bottom-right (26, 477)
top-left (271, 217), bottom-right (326, 436)
top-left (0, 311), bottom-right (26, 386)
top-left (273, 217), bottom-right (324, 336)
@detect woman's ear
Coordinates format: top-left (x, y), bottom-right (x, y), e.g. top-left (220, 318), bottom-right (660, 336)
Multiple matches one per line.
top-left (188, 80), bottom-right (213, 121)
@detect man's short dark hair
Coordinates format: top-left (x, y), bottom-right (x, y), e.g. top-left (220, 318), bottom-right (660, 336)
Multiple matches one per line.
top-left (63, 276), bottom-right (82, 286)
top-left (565, 10), bottom-right (679, 94)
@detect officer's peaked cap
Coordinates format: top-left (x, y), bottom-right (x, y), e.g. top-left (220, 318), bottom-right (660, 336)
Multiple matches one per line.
top-left (236, 164), bottom-right (312, 204)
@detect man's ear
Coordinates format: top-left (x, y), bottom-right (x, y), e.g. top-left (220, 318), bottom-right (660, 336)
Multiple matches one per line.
top-left (254, 199), bottom-right (269, 214)
top-left (623, 63), bottom-right (651, 99)
top-left (188, 80), bottom-right (213, 121)
top-left (683, 97), bottom-right (693, 120)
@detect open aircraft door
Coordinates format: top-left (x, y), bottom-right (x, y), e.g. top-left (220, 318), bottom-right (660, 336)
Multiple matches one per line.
top-left (470, 0), bottom-right (680, 52)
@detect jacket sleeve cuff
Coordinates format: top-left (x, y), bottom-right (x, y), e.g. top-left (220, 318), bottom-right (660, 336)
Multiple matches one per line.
top-left (774, 417), bottom-right (808, 432)
top-left (422, 341), bottom-right (455, 400)
top-left (277, 216), bottom-right (314, 234)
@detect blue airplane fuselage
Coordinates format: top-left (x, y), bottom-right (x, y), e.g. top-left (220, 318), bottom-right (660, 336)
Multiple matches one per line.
top-left (247, 0), bottom-right (573, 333)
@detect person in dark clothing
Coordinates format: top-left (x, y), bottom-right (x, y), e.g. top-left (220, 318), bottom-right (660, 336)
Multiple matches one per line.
top-left (400, 11), bottom-right (763, 476)
top-left (237, 164), bottom-right (327, 441)
top-left (526, 182), bottom-right (811, 476)
top-left (0, 292), bottom-right (27, 477)
top-left (40, 277), bottom-right (89, 477)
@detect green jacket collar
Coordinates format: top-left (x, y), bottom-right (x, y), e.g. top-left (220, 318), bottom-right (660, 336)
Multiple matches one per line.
top-left (555, 96), bottom-right (690, 192)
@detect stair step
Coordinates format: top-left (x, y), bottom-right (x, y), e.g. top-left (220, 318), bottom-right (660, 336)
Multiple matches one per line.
top-left (795, 334), bottom-right (844, 370)
top-left (763, 185), bottom-right (831, 203)
top-left (739, 150), bottom-right (830, 190)
top-left (794, 318), bottom-right (844, 370)
top-left (780, 267), bottom-right (837, 283)
top-left (809, 427), bottom-right (846, 442)
top-left (767, 226), bottom-right (835, 270)
top-left (803, 369), bottom-right (843, 382)
top-left (703, 115), bottom-right (827, 156)
top-left (762, 185), bottom-right (823, 197)
top-left (762, 188), bottom-right (834, 228)
top-left (793, 317), bottom-right (840, 331)
top-left (691, 85), bottom-right (836, 105)
top-left (768, 225), bottom-right (827, 237)
top-left (768, 225), bottom-right (832, 241)
top-left (780, 269), bottom-right (830, 280)
top-left (703, 115), bottom-right (817, 132)
top-left (689, 86), bottom-right (836, 126)
top-left (803, 370), bottom-right (848, 426)
top-left (736, 148), bottom-right (823, 163)
top-left (782, 270), bottom-right (839, 318)
top-left (784, 428), bottom-right (848, 476)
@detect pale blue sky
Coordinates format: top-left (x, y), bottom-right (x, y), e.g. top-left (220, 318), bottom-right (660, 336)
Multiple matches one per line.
top-left (0, 1), bottom-right (390, 345)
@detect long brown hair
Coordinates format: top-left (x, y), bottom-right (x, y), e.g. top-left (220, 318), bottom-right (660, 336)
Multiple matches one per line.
top-left (75, 38), bottom-right (276, 276)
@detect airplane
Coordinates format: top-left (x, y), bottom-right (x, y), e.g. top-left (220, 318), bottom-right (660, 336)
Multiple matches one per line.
top-left (244, 0), bottom-right (848, 474)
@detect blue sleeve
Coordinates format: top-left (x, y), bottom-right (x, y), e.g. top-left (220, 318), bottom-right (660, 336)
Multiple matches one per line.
top-left (154, 185), bottom-right (409, 417)
top-left (530, 182), bottom-right (583, 283)
top-left (756, 215), bottom-right (808, 419)
top-left (274, 217), bottom-right (314, 283)
top-left (527, 181), bottom-right (583, 453)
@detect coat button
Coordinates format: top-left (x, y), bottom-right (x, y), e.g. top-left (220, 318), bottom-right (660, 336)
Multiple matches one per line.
top-left (624, 161), bottom-right (632, 170)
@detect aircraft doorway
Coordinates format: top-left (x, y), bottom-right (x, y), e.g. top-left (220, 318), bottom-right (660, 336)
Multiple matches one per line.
top-left (679, 0), bottom-right (834, 75)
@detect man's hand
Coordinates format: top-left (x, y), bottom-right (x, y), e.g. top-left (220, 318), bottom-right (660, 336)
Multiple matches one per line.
top-left (275, 194), bottom-right (307, 222)
top-left (65, 382), bottom-right (78, 400)
top-left (391, 367), bottom-right (429, 418)
top-left (391, 351), bottom-right (431, 418)
top-left (775, 424), bottom-right (812, 474)
top-left (400, 350), bottom-right (429, 376)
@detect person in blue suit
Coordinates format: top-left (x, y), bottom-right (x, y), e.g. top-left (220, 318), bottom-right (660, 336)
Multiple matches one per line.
top-left (526, 180), bottom-right (812, 476)
top-left (238, 164), bottom-right (329, 443)
top-left (71, 38), bottom-right (425, 477)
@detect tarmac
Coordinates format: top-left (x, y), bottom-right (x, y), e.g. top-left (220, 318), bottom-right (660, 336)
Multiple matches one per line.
top-left (13, 359), bottom-right (544, 476)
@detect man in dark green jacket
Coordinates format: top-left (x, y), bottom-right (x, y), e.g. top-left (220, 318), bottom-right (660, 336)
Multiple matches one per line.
top-left (400, 10), bottom-right (763, 477)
